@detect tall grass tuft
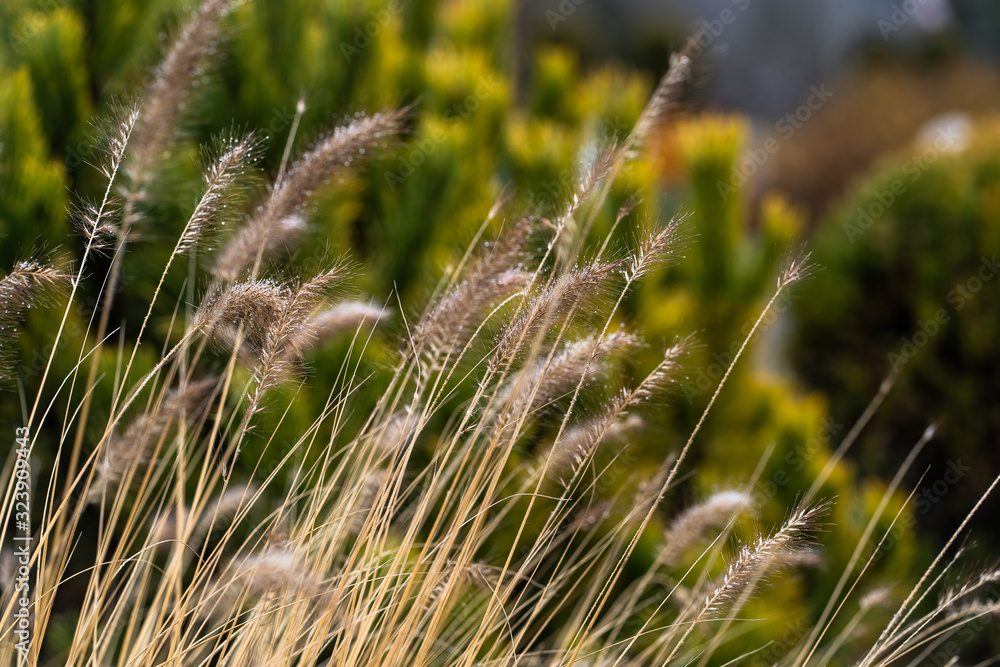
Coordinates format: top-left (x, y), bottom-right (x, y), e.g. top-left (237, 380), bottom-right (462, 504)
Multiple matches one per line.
top-left (0, 1), bottom-right (997, 665)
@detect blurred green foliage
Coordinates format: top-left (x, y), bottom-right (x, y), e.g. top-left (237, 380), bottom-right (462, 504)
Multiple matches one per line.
top-left (0, 66), bottom-right (67, 266)
top-left (628, 115), bottom-right (917, 660)
top-left (793, 118), bottom-right (1000, 553)
top-left (0, 0), bottom-right (948, 661)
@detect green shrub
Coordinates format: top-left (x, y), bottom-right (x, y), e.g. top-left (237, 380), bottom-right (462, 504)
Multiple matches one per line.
top-left (792, 118), bottom-right (1000, 551)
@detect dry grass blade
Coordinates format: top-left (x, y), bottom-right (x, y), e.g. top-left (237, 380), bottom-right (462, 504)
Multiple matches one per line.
top-left (496, 260), bottom-right (620, 361)
top-left (347, 469), bottom-right (388, 534)
top-left (88, 378), bottom-right (218, 502)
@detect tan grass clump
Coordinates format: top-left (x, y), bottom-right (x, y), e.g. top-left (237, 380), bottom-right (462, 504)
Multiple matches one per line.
top-left (3, 5), bottom-right (999, 666)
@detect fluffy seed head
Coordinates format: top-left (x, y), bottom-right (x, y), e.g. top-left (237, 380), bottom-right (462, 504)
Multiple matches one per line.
top-left (496, 260), bottom-right (620, 362)
top-left (286, 301), bottom-right (389, 358)
top-left (178, 130), bottom-right (265, 253)
top-left (660, 490), bottom-right (754, 567)
top-left (0, 259), bottom-right (70, 383)
top-left (624, 215), bottom-right (689, 282)
top-left (130, 0), bottom-right (236, 183)
top-left (703, 502), bottom-right (830, 614)
top-left (501, 331), bottom-right (640, 423)
top-left (213, 110), bottom-right (405, 280)
top-left (196, 278), bottom-right (291, 358)
top-left (413, 215), bottom-right (536, 360)
top-left (630, 37), bottom-right (697, 149)
top-left (548, 413), bottom-right (642, 485)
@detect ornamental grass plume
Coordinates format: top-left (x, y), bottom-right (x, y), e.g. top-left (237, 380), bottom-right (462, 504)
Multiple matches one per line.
top-left (0, 1), bottom-right (998, 665)
top-left (212, 110), bottom-right (406, 281)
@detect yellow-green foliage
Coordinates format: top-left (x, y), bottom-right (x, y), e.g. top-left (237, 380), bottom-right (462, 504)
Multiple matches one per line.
top-left (0, 0), bottom-right (990, 664)
top-left (0, 68), bottom-right (67, 266)
top-left (793, 117), bottom-right (1000, 555)
top-left (630, 115), bottom-right (921, 661)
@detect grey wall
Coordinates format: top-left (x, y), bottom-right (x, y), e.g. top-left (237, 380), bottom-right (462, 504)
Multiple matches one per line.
top-left (521, 0), bottom-right (959, 118)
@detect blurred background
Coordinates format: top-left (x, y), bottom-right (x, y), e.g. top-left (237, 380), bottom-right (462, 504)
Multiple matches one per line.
top-left (528, 0), bottom-right (1000, 564)
top-left (2, 0), bottom-right (999, 660)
